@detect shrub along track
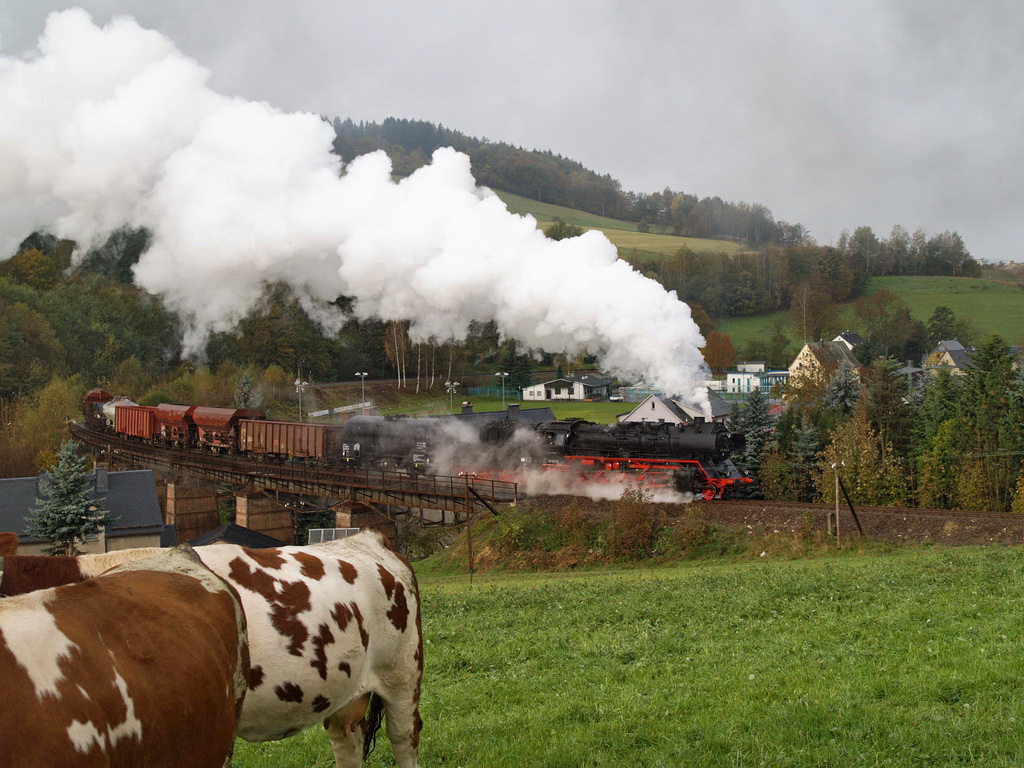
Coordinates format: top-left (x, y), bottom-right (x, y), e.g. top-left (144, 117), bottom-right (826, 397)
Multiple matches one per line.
top-left (711, 499), bottom-right (1023, 547)
top-left (519, 495), bottom-right (1024, 548)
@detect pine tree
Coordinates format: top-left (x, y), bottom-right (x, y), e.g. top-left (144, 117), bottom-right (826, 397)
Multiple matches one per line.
top-left (790, 417), bottom-right (822, 502)
top-left (26, 439), bottom-right (114, 556)
top-left (822, 360), bottom-right (860, 416)
top-left (728, 388), bottom-right (775, 473)
top-left (956, 335), bottom-right (1021, 511)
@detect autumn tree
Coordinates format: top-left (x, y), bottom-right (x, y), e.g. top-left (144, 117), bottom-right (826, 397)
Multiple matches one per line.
top-left (916, 419), bottom-right (960, 509)
top-left (816, 411), bottom-right (909, 507)
top-left (0, 248), bottom-right (60, 290)
top-left (853, 289), bottom-right (921, 360)
top-left (703, 330), bottom-right (736, 372)
top-left (787, 283), bottom-right (840, 344)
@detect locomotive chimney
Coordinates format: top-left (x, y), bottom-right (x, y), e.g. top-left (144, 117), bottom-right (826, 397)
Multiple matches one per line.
top-left (507, 403), bottom-right (521, 420)
top-left (461, 402), bottom-right (474, 414)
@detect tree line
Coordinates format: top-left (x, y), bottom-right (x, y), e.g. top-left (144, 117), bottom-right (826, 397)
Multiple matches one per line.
top-left (331, 118), bottom-right (783, 245)
top-left (730, 336), bottom-right (1024, 514)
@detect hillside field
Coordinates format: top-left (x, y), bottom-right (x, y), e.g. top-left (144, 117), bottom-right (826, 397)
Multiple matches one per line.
top-left (867, 276), bottom-right (1024, 344)
top-left (234, 546), bottom-right (1024, 767)
top-left (493, 190), bottom-right (743, 258)
top-left (716, 275), bottom-right (1024, 358)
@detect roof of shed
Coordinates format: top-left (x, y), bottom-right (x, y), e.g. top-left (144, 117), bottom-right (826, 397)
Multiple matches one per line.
top-left (189, 522), bottom-right (285, 549)
top-left (0, 469), bottom-right (163, 542)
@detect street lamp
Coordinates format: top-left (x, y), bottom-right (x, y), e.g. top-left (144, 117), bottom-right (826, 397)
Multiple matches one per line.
top-left (444, 380), bottom-right (460, 414)
top-left (495, 371), bottom-right (509, 409)
top-left (295, 377), bottom-right (309, 421)
top-left (355, 372), bottom-right (368, 414)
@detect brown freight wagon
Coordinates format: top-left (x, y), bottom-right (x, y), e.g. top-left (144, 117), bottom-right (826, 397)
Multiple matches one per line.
top-left (82, 388), bottom-right (112, 422)
top-left (154, 404), bottom-right (197, 447)
top-left (238, 419), bottom-right (345, 461)
top-left (114, 404), bottom-right (158, 440)
top-left (192, 407), bottom-right (265, 451)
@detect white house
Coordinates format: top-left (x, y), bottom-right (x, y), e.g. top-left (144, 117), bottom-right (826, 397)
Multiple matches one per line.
top-left (736, 361), bottom-right (767, 374)
top-left (618, 391), bottom-right (733, 425)
top-left (726, 371), bottom-right (762, 394)
top-left (522, 374), bottom-right (613, 402)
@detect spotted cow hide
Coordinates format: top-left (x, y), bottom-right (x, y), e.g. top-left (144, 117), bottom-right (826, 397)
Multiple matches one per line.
top-left (0, 546), bottom-right (248, 768)
top-left (194, 530), bottom-right (422, 768)
top-left (0, 532), bottom-right (17, 557)
top-left (0, 531), bottom-right (421, 768)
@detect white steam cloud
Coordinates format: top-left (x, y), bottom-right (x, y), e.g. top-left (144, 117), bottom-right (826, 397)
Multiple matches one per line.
top-left (0, 9), bottom-right (709, 410)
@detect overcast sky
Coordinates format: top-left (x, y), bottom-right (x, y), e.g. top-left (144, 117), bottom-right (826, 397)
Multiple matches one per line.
top-left (3, 1), bottom-right (1022, 263)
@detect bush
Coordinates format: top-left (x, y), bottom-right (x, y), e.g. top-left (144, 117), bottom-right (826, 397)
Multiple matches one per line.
top-left (605, 487), bottom-right (659, 559)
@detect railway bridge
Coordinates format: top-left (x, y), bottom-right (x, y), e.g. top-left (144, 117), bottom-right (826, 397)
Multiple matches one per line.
top-left (70, 421), bottom-right (518, 542)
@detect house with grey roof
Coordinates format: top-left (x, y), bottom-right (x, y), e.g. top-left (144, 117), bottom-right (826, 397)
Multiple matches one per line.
top-left (834, 331), bottom-right (866, 351)
top-left (0, 468), bottom-right (166, 555)
top-left (788, 340), bottom-right (863, 390)
top-left (618, 390), bottom-right (733, 425)
top-left (922, 339), bottom-right (975, 375)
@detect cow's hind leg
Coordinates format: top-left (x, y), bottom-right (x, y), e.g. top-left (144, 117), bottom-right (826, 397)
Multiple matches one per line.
top-left (324, 694), bottom-right (371, 768)
top-left (381, 689), bottom-right (421, 768)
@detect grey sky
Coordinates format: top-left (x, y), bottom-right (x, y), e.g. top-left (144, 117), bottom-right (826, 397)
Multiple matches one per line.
top-left (3, 1), bottom-right (1022, 263)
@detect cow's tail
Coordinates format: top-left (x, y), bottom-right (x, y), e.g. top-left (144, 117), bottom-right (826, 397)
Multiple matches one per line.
top-left (363, 693), bottom-right (385, 760)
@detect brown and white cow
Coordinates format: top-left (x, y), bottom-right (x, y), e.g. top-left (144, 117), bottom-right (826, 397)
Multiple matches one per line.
top-left (1, 531), bottom-right (423, 768)
top-left (0, 546), bottom-right (248, 768)
top-left (0, 547), bottom-right (163, 596)
top-left (195, 530), bottom-right (423, 768)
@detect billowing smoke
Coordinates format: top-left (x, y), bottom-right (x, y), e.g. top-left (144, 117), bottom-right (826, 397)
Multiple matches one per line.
top-left (0, 9), bottom-right (709, 410)
top-left (422, 418), bottom-right (695, 504)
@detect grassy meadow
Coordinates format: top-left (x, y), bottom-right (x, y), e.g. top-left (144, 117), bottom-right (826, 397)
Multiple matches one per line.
top-left (715, 275), bottom-right (1024, 360)
top-left (493, 190), bottom-right (743, 258)
top-left (387, 396), bottom-right (634, 424)
top-left (867, 277), bottom-right (1024, 344)
top-left (233, 546), bottom-right (1024, 767)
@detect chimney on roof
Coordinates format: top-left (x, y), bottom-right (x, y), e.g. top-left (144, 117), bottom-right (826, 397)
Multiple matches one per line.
top-left (95, 467), bottom-right (108, 493)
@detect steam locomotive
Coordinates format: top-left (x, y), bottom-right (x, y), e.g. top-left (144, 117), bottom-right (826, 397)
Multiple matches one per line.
top-left (82, 388), bottom-right (753, 499)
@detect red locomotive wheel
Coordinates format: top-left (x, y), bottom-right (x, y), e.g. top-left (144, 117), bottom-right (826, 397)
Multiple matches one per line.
top-left (700, 485), bottom-right (717, 501)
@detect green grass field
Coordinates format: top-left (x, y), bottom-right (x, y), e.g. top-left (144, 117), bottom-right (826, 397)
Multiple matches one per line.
top-left (715, 275), bottom-right (1024, 358)
top-left (868, 276), bottom-right (1024, 344)
top-left (387, 396), bottom-right (633, 424)
top-left (493, 190), bottom-right (743, 257)
top-left (233, 546), bottom-right (1024, 767)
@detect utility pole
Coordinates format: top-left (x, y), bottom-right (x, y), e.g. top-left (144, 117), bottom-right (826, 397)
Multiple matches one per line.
top-left (295, 362), bottom-right (308, 422)
top-left (495, 371), bottom-right (509, 409)
top-left (445, 380), bottom-right (460, 414)
top-left (831, 461), bottom-right (844, 550)
top-left (355, 372), bottom-right (368, 415)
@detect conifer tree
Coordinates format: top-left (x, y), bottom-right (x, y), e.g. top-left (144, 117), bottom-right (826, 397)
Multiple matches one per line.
top-left (728, 388), bottom-right (775, 474)
top-left (26, 439), bottom-right (113, 556)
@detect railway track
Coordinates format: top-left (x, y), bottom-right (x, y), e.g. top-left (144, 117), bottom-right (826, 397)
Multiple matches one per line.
top-left (70, 421), bottom-right (519, 526)
top-left (717, 497), bottom-right (1024, 523)
top-left (706, 498), bottom-right (1024, 547)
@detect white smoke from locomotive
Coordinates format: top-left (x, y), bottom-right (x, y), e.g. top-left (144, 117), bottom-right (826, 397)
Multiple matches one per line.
top-left (0, 9), bottom-right (710, 411)
top-left (424, 419), bottom-right (695, 504)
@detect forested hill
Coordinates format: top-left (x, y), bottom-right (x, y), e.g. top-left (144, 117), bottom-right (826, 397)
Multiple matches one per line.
top-left (329, 116), bottom-right (786, 248)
